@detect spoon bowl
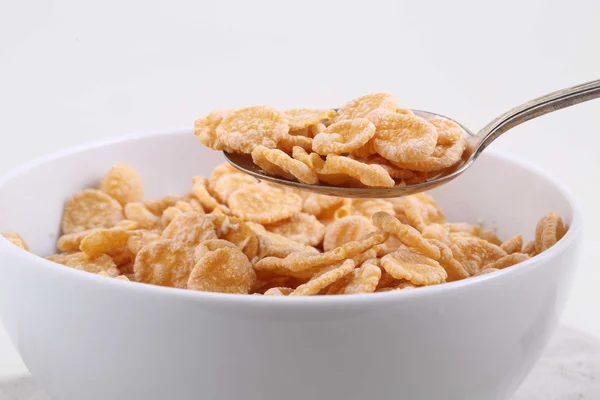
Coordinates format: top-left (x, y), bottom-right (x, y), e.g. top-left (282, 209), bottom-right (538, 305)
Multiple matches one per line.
top-left (225, 79), bottom-right (600, 198)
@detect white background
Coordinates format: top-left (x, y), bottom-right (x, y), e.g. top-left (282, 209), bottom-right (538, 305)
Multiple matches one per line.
top-left (1, 0), bottom-right (599, 378)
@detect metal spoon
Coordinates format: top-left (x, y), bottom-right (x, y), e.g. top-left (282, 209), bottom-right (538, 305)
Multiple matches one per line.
top-left (224, 79), bottom-right (600, 198)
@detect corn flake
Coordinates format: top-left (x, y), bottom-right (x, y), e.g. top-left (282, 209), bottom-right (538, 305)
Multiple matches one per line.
top-left (372, 212), bottom-right (441, 260)
top-left (2, 232), bottom-right (29, 251)
top-left (277, 133), bottom-right (313, 153)
top-left (428, 116), bottom-right (464, 145)
top-left (162, 212), bottom-right (217, 247)
top-left (80, 229), bottom-right (130, 258)
top-left (143, 195), bottom-right (181, 216)
top-left (445, 223), bottom-right (502, 245)
top-left (352, 155), bottom-right (416, 179)
top-left (334, 93), bottom-right (398, 122)
top-left (97, 270), bottom-right (130, 281)
top-left (428, 239), bottom-right (469, 281)
top-left (323, 215), bottom-right (377, 252)
top-left (389, 137), bottom-right (466, 172)
top-left (208, 163), bottom-right (242, 190)
top-left (292, 146), bottom-right (325, 172)
top-left (188, 247), bottom-right (256, 294)
top-left (285, 108), bottom-right (337, 131)
top-left (403, 193), bottom-right (446, 232)
top-left (381, 248), bottom-right (447, 285)
top-left (228, 184), bottom-right (303, 224)
top-left (265, 212), bottom-right (325, 247)
top-left (211, 173), bottom-right (257, 205)
top-left (247, 221), bottom-right (317, 259)
top-left (216, 106), bottom-right (289, 153)
top-left (62, 189), bottom-right (124, 234)
top-left (254, 231), bottom-right (386, 273)
top-left (302, 193), bottom-right (344, 217)
top-left (319, 155), bottom-right (395, 188)
top-left (373, 113), bottom-right (437, 164)
top-left (124, 202), bottom-right (159, 229)
top-left (523, 240), bottom-right (537, 256)
top-left (47, 252), bottom-right (120, 277)
top-left (192, 176), bottom-right (220, 211)
top-left (348, 199), bottom-right (395, 220)
top-left (313, 118), bottom-right (376, 155)
top-left (194, 110), bottom-right (230, 151)
top-left (449, 233), bottom-right (507, 275)
top-left (160, 207), bottom-right (183, 228)
top-left (337, 260), bottom-right (381, 294)
top-left (208, 214), bottom-right (259, 261)
top-left (133, 239), bottom-right (195, 288)
top-left (127, 229), bottom-right (162, 255)
top-left (535, 211), bottom-right (566, 253)
top-left (500, 234), bottom-right (523, 254)
top-left (263, 287), bottom-right (294, 296)
top-left (485, 253), bottom-right (530, 270)
top-left (99, 163), bottom-right (144, 206)
top-left (194, 239), bottom-right (239, 262)
top-left (290, 259), bottom-right (356, 296)
top-left (252, 145), bottom-right (319, 184)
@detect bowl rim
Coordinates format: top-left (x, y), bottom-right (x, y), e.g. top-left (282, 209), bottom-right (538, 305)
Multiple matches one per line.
top-left (0, 127), bottom-right (584, 306)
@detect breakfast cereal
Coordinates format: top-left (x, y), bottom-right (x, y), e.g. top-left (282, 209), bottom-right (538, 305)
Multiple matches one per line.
top-left (380, 248), bottom-right (447, 285)
top-left (216, 106), bottom-right (288, 153)
top-left (194, 110), bottom-right (231, 151)
top-left (99, 163), bottom-right (144, 206)
top-left (194, 92), bottom-right (469, 188)
top-left (192, 176), bottom-right (220, 211)
top-left (333, 93), bottom-right (398, 122)
top-left (188, 247), bottom-right (256, 294)
top-left (312, 118), bottom-right (376, 155)
top-left (227, 184), bottom-right (303, 224)
top-left (124, 202), bottom-right (160, 228)
top-left (79, 229), bottom-right (130, 258)
top-left (133, 239), bottom-right (194, 288)
top-left (285, 108), bottom-right (336, 131)
top-left (265, 212), bottom-right (325, 247)
top-left (372, 212), bottom-right (441, 260)
top-left (535, 210), bottom-right (566, 253)
top-left (1, 232), bottom-right (29, 251)
top-left (62, 189), bottom-right (124, 234)
top-left (290, 259), bottom-right (356, 296)
top-left (251, 145), bottom-right (319, 184)
top-left (161, 212), bottom-right (217, 247)
top-left (500, 234), bottom-right (523, 254)
top-left (1, 159), bottom-right (568, 296)
top-left (323, 216), bottom-right (376, 252)
top-left (319, 155), bottom-right (395, 188)
top-left (327, 259), bottom-right (381, 295)
top-left (263, 287), bottom-right (294, 296)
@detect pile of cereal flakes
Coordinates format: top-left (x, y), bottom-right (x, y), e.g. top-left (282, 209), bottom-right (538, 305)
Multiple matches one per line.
top-left (2, 162), bottom-right (567, 295)
top-left (195, 93), bottom-right (468, 187)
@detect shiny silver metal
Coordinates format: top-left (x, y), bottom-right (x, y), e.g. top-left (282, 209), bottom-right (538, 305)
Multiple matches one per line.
top-left (224, 79), bottom-right (600, 198)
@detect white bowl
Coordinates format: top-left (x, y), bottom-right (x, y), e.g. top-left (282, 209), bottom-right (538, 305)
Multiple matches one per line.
top-left (0, 128), bottom-right (582, 400)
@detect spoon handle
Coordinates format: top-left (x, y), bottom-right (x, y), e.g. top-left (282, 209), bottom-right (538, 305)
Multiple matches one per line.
top-left (475, 79), bottom-right (600, 151)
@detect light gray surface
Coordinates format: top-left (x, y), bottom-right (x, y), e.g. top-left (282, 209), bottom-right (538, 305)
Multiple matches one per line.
top-left (1, 326), bottom-right (597, 400)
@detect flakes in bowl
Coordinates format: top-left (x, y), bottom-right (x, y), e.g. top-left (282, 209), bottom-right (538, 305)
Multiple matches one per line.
top-left (188, 247), bottom-right (256, 294)
top-left (2, 231), bottom-right (30, 251)
top-left (62, 189), bottom-right (124, 234)
top-left (133, 239), bottom-right (195, 288)
top-left (8, 125), bottom-right (569, 296)
top-left (99, 163), bottom-right (144, 206)
top-left (228, 184), bottom-right (303, 224)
